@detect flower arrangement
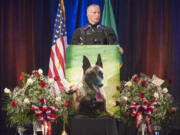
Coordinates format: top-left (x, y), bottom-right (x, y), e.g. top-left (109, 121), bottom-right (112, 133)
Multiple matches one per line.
top-left (113, 74), bottom-right (176, 133)
top-left (3, 69), bottom-right (75, 129)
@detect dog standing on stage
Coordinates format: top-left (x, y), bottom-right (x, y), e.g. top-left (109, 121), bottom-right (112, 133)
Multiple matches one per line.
top-left (68, 54), bottom-right (106, 115)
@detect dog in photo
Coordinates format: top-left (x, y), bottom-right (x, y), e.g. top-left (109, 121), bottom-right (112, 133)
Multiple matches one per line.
top-left (68, 54), bottom-right (106, 115)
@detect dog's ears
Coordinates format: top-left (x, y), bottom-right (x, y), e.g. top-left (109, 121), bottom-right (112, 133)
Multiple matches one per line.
top-left (83, 56), bottom-right (91, 72)
top-left (96, 54), bottom-right (103, 68)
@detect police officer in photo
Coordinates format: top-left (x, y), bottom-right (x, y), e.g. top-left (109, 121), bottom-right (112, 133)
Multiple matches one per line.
top-left (71, 4), bottom-right (118, 45)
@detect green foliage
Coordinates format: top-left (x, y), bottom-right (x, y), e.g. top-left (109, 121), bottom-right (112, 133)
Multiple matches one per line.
top-left (56, 93), bottom-right (75, 124)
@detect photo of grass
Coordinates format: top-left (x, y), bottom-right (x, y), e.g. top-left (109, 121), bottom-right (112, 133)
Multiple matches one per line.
top-left (66, 45), bottom-right (120, 114)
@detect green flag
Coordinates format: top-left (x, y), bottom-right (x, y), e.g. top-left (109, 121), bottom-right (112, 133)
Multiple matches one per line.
top-left (101, 0), bottom-right (118, 38)
top-left (101, 0), bottom-right (123, 67)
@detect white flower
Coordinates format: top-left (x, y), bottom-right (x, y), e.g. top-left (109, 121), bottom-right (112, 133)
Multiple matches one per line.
top-left (27, 78), bottom-right (33, 85)
top-left (56, 96), bottom-right (61, 101)
top-left (38, 69), bottom-right (43, 75)
top-left (4, 88), bottom-right (11, 94)
top-left (152, 75), bottom-right (164, 86)
top-left (122, 96), bottom-right (128, 101)
top-left (24, 98), bottom-right (30, 104)
top-left (162, 88), bottom-right (168, 94)
top-left (55, 96), bottom-right (62, 104)
top-left (125, 81), bottom-right (132, 87)
top-left (154, 92), bottom-right (159, 98)
top-left (48, 78), bottom-right (54, 84)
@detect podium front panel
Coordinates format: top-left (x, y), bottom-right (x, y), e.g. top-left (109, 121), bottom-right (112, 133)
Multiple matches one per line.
top-left (66, 45), bottom-right (120, 114)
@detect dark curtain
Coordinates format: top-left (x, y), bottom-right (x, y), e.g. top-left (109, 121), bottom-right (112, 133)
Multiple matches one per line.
top-left (172, 0), bottom-right (180, 104)
top-left (112, 0), bottom-right (172, 79)
top-left (0, 0), bottom-right (58, 134)
top-left (0, 0), bottom-right (58, 89)
top-left (112, 0), bottom-right (180, 105)
top-left (0, 0), bottom-right (180, 134)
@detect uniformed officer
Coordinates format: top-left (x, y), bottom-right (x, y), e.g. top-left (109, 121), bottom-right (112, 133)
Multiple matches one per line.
top-left (71, 4), bottom-right (124, 54)
top-left (71, 4), bottom-right (117, 45)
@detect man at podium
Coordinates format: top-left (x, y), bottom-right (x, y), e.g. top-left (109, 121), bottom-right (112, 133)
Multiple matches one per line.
top-left (69, 4), bottom-right (121, 135)
top-left (71, 4), bottom-right (118, 45)
top-left (71, 4), bottom-right (124, 54)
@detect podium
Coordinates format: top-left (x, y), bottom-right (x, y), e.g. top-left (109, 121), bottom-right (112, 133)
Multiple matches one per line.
top-left (69, 115), bottom-right (118, 135)
top-left (66, 45), bottom-right (121, 134)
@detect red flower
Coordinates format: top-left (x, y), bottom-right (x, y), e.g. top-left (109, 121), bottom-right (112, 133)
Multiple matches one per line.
top-left (34, 72), bottom-right (40, 77)
top-left (65, 102), bottom-right (70, 107)
top-left (133, 76), bottom-right (140, 82)
top-left (11, 101), bottom-right (17, 107)
top-left (170, 108), bottom-right (176, 114)
top-left (166, 78), bottom-right (172, 84)
top-left (54, 76), bottom-right (59, 81)
top-left (19, 74), bottom-right (24, 80)
top-left (116, 86), bottom-right (120, 91)
top-left (115, 101), bottom-right (120, 106)
top-left (40, 98), bottom-right (44, 104)
top-left (140, 92), bottom-right (145, 98)
top-left (40, 82), bottom-right (46, 87)
top-left (141, 81), bottom-right (147, 87)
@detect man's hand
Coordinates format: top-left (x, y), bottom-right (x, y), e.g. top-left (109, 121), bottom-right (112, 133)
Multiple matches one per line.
top-left (119, 47), bottom-right (124, 54)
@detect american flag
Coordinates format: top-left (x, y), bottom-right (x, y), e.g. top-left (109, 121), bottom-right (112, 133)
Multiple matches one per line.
top-left (48, 1), bottom-right (67, 94)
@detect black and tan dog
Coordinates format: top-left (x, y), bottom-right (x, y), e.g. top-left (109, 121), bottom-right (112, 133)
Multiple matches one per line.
top-left (69, 54), bottom-right (106, 115)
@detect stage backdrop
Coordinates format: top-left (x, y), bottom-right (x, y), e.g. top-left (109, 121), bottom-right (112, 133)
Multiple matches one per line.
top-left (1, 0), bottom-right (180, 134)
top-left (66, 45), bottom-right (120, 113)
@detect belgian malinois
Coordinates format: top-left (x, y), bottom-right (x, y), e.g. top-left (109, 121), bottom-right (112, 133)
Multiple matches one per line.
top-left (69, 54), bottom-right (106, 115)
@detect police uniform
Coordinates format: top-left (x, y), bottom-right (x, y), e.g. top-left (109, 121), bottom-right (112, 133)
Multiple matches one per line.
top-left (71, 24), bottom-right (118, 45)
